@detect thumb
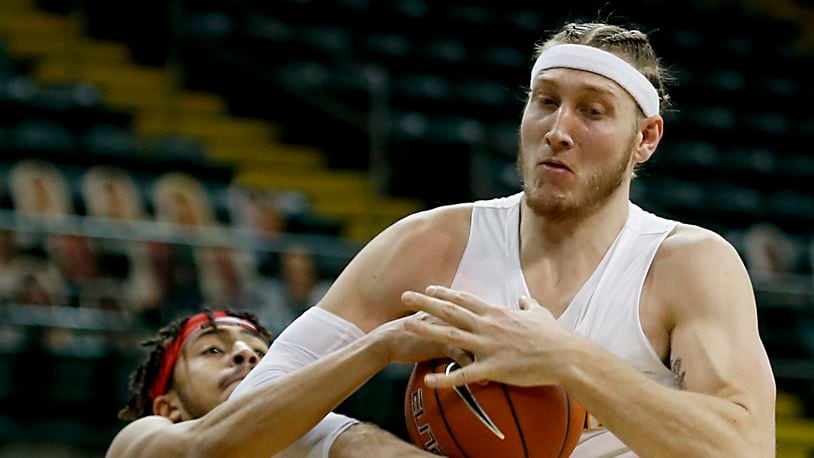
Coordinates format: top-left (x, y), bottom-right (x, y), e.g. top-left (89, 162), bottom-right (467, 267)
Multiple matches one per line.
top-left (519, 295), bottom-right (541, 310)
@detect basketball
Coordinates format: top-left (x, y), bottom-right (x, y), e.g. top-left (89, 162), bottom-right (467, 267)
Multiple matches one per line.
top-left (405, 359), bottom-right (586, 458)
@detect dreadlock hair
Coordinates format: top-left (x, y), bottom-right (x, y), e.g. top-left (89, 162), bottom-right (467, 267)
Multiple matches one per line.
top-left (534, 22), bottom-right (673, 113)
top-left (118, 309), bottom-right (272, 421)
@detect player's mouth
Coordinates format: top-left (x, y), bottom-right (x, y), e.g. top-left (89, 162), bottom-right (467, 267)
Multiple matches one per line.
top-left (537, 159), bottom-right (573, 174)
top-left (221, 376), bottom-right (245, 399)
top-left (220, 369), bottom-right (250, 393)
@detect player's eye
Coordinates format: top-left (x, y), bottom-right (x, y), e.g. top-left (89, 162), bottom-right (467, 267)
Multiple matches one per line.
top-left (583, 104), bottom-right (606, 119)
top-left (202, 346), bottom-right (223, 355)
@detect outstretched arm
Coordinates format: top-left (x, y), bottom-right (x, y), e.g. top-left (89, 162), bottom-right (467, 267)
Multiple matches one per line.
top-left (402, 229), bottom-right (776, 457)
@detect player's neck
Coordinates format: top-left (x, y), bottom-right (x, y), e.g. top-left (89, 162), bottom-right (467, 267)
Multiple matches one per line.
top-left (519, 187), bottom-right (630, 263)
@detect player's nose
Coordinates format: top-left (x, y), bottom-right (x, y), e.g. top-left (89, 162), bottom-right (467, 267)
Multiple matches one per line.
top-left (231, 341), bottom-right (259, 367)
top-left (544, 107), bottom-right (575, 151)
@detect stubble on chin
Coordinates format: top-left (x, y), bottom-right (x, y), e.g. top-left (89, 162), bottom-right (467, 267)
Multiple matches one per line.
top-left (518, 146), bottom-right (633, 223)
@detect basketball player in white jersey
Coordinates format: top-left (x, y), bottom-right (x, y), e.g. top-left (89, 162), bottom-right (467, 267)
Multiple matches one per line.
top-left (232, 22), bottom-right (775, 456)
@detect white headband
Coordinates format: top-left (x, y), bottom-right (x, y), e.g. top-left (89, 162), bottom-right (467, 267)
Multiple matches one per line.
top-left (530, 44), bottom-right (660, 117)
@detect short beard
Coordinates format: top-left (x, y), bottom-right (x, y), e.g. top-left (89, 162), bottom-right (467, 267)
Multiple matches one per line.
top-left (518, 136), bottom-right (635, 223)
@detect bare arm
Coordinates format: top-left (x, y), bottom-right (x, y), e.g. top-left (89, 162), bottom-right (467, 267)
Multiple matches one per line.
top-left (402, 228), bottom-right (776, 457)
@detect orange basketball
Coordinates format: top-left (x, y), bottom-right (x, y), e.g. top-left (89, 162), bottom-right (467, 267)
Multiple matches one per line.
top-left (405, 359), bottom-right (586, 458)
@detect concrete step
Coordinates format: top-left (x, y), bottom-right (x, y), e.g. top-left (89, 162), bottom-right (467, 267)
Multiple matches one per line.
top-left (106, 89), bottom-right (226, 114)
top-left (0, 11), bottom-right (72, 33)
top-left (0, 0), bottom-right (36, 12)
top-left (136, 113), bottom-right (273, 144)
top-left (234, 169), bottom-right (374, 199)
top-left (7, 36), bottom-right (129, 63)
top-left (36, 59), bottom-right (173, 90)
top-left (209, 143), bottom-right (324, 170)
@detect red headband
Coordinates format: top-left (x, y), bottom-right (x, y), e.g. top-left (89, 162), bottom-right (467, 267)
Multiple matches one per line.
top-left (149, 311), bottom-right (260, 400)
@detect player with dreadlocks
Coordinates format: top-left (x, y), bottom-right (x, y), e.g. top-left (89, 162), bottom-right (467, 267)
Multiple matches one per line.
top-left (107, 309), bottom-right (451, 457)
top-left (117, 310), bottom-right (273, 422)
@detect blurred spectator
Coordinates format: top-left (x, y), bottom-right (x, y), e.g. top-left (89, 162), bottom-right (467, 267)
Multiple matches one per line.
top-left (81, 166), bottom-right (162, 313)
top-left (227, 184), bottom-right (290, 277)
top-left (4, 256), bottom-right (67, 307)
top-left (262, 246), bottom-right (331, 319)
top-left (78, 278), bottom-right (125, 311)
top-left (9, 160), bottom-right (101, 301)
top-left (152, 172), bottom-right (263, 317)
top-left (228, 184), bottom-right (288, 234)
top-left (153, 172), bottom-right (215, 227)
top-left (8, 160), bottom-right (71, 218)
top-left (196, 245), bottom-right (259, 310)
top-left (3, 256), bottom-right (75, 348)
top-left (82, 166), bottom-right (146, 221)
top-left (45, 234), bottom-right (99, 285)
top-left (0, 229), bottom-right (16, 271)
top-left (743, 223), bottom-right (798, 281)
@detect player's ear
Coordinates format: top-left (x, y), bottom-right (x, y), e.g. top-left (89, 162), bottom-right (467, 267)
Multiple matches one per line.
top-left (633, 114), bottom-right (663, 164)
top-left (153, 392), bottom-right (183, 423)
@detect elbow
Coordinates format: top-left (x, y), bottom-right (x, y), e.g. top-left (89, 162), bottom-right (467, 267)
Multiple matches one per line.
top-left (671, 439), bottom-right (767, 458)
top-left (742, 432), bottom-right (775, 458)
top-left (664, 415), bottom-right (772, 457)
top-left (710, 401), bottom-right (774, 457)
top-left (702, 424), bottom-right (773, 458)
top-left (723, 441), bottom-right (773, 458)
top-left (732, 410), bottom-right (775, 457)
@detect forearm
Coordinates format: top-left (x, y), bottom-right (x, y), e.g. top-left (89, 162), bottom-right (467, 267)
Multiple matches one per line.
top-left (560, 338), bottom-right (769, 457)
top-left (193, 335), bottom-right (389, 458)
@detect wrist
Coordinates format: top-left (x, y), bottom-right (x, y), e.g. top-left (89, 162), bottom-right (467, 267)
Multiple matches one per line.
top-left (554, 332), bottom-right (594, 387)
top-left (359, 331), bottom-right (392, 370)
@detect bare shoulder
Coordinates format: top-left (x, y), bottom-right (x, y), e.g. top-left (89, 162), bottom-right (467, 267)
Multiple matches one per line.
top-left (320, 203), bottom-right (473, 329)
top-left (654, 224), bottom-right (744, 276)
top-left (657, 224), bottom-right (738, 259)
top-left (651, 224), bottom-right (753, 322)
top-left (387, 202), bottom-right (473, 244)
top-left (106, 416), bottom-right (179, 458)
top-left (350, 201), bottom-right (473, 272)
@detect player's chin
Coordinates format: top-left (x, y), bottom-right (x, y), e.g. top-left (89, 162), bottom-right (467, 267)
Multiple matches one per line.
top-left (526, 179), bottom-right (572, 196)
top-left (220, 379), bottom-right (242, 401)
top-left (525, 186), bottom-right (568, 206)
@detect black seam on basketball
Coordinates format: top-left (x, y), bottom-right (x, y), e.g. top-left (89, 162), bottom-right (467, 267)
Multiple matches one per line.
top-left (557, 393), bottom-right (572, 458)
top-left (434, 386), bottom-right (469, 458)
top-left (501, 384), bottom-right (528, 458)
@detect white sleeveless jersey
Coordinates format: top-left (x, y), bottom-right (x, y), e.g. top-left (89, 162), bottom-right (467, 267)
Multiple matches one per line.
top-left (450, 192), bottom-right (678, 457)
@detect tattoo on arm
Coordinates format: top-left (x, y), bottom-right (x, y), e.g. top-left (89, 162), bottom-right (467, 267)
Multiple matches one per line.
top-left (670, 358), bottom-right (687, 390)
